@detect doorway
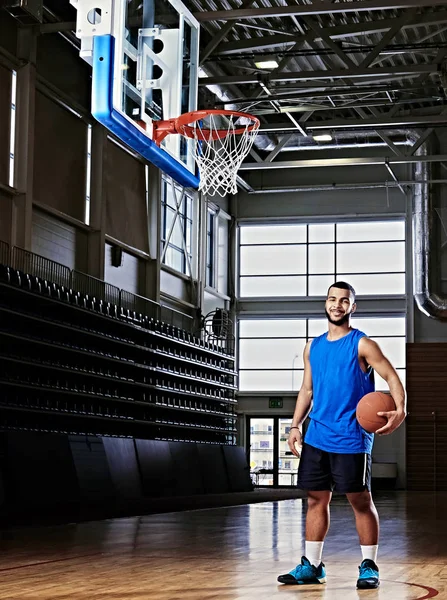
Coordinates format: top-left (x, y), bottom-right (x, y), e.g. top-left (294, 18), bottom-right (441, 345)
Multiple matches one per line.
top-left (247, 416), bottom-right (300, 487)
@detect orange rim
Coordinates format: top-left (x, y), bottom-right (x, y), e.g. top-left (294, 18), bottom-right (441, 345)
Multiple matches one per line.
top-left (173, 109), bottom-right (260, 141)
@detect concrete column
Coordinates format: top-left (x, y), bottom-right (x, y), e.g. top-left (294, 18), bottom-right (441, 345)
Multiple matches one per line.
top-left (87, 124), bottom-right (107, 278)
top-left (13, 28), bottom-right (37, 249)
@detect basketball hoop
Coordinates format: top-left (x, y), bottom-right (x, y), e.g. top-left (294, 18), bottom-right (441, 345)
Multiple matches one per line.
top-left (153, 109), bottom-right (260, 197)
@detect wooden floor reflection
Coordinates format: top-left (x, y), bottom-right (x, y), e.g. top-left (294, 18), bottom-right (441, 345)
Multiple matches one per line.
top-left (0, 491), bottom-right (445, 599)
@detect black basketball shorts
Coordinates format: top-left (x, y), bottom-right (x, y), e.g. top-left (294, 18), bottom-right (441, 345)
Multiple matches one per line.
top-left (297, 442), bottom-right (372, 493)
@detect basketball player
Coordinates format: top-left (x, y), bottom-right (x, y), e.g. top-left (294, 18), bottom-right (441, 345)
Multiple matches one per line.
top-left (277, 281), bottom-right (406, 589)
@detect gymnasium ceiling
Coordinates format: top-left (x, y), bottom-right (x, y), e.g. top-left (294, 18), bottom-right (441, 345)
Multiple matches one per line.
top-left (39, 0), bottom-right (447, 188)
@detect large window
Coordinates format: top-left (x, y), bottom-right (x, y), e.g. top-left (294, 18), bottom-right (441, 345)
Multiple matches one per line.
top-left (206, 205), bottom-right (230, 296)
top-left (161, 178), bottom-right (194, 276)
top-left (239, 317), bottom-right (406, 392)
top-left (239, 220), bottom-right (405, 297)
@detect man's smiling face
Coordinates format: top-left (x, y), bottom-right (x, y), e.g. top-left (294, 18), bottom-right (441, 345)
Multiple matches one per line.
top-left (325, 286), bottom-right (356, 326)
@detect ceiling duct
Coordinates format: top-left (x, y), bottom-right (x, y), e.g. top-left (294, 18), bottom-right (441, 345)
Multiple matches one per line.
top-left (413, 135), bottom-right (447, 319)
top-left (256, 130), bottom-right (413, 153)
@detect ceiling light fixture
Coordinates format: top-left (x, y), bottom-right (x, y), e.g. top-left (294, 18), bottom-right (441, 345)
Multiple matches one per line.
top-left (254, 57), bottom-right (279, 69)
top-left (313, 133), bottom-right (333, 142)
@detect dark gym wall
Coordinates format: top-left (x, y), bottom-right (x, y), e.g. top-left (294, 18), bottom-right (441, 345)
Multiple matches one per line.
top-left (0, 8), bottom-right (250, 525)
top-left (0, 433), bottom-right (252, 524)
top-left (0, 10), bottom-right (157, 301)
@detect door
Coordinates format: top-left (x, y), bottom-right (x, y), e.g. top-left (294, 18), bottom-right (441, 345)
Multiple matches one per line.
top-left (247, 416), bottom-right (300, 487)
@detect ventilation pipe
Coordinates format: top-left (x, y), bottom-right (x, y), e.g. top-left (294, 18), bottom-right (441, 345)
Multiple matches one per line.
top-left (413, 135), bottom-right (447, 318)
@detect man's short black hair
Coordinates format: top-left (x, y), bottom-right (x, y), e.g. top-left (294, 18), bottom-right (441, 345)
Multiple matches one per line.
top-left (327, 281), bottom-right (356, 301)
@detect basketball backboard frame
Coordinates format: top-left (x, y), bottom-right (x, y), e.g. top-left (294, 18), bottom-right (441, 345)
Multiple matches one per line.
top-left (70, 0), bottom-right (200, 189)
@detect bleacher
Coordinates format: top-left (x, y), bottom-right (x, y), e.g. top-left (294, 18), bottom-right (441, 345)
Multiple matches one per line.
top-left (0, 240), bottom-right (237, 446)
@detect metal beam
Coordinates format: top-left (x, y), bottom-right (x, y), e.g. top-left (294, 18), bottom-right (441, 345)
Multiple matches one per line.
top-left (199, 64), bottom-right (436, 86)
top-left (38, 22), bottom-right (76, 34)
top-left (255, 113), bottom-right (447, 132)
top-left (282, 111), bottom-right (307, 136)
top-left (245, 179), bottom-right (447, 193)
top-left (265, 135), bottom-right (294, 162)
top-left (216, 85), bottom-right (438, 104)
top-left (407, 128), bottom-right (434, 156)
top-left (376, 132), bottom-right (405, 156)
top-left (199, 0), bottom-right (257, 64)
top-left (307, 114), bottom-right (447, 130)
top-left (250, 97), bottom-right (441, 115)
top-left (384, 159), bottom-right (407, 194)
top-left (359, 13), bottom-right (413, 69)
top-left (214, 11), bottom-right (447, 55)
top-left (249, 148), bottom-right (264, 163)
top-left (195, 0), bottom-right (447, 22)
top-left (238, 155), bottom-right (447, 170)
top-left (303, 18), bottom-right (358, 70)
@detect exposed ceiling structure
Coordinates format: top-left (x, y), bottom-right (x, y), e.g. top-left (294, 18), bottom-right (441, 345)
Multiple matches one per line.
top-left (30, 0), bottom-right (447, 191)
top-left (183, 0), bottom-right (447, 181)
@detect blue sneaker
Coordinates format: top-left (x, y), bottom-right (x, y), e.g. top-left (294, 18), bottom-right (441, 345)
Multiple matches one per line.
top-left (277, 556), bottom-right (327, 585)
top-left (357, 558), bottom-right (380, 589)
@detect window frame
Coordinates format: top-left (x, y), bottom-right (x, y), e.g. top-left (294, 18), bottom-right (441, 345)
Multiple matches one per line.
top-left (238, 218), bottom-right (406, 299)
top-left (205, 203), bottom-right (231, 297)
top-left (161, 176), bottom-right (195, 277)
top-left (237, 315), bottom-right (407, 394)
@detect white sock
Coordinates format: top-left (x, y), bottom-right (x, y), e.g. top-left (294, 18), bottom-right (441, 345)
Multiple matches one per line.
top-left (305, 541), bottom-right (324, 567)
top-left (361, 545), bottom-right (378, 563)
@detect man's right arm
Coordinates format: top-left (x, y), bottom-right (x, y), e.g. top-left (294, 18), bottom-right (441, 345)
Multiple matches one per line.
top-left (288, 340), bottom-right (313, 457)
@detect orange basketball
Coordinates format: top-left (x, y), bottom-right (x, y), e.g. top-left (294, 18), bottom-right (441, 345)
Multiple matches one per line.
top-left (356, 391), bottom-right (396, 433)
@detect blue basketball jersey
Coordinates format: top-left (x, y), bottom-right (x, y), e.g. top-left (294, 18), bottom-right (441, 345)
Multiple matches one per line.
top-left (304, 328), bottom-right (375, 454)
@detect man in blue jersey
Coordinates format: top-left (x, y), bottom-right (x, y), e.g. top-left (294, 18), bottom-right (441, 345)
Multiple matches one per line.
top-left (277, 281), bottom-right (406, 589)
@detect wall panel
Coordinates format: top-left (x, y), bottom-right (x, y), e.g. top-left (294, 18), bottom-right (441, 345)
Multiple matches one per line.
top-left (104, 242), bottom-right (140, 294)
top-left (105, 139), bottom-right (148, 253)
top-left (406, 343), bottom-right (447, 490)
top-left (32, 209), bottom-right (88, 271)
top-left (33, 92), bottom-right (87, 221)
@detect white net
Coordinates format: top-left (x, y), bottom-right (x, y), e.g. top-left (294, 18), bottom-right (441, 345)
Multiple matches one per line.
top-left (187, 113), bottom-right (259, 197)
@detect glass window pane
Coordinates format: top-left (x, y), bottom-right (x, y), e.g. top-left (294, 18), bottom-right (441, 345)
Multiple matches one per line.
top-left (240, 339), bottom-right (306, 369)
top-left (309, 275), bottom-right (335, 296)
top-left (292, 369), bottom-right (303, 391)
top-left (164, 246), bottom-right (183, 272)
top-left (239, 369), bottom-right (302, 391)
top-left (337, 242), bottom-right (405, 274)
top-left (338, 273), bottom-right (405, 295)
top-left (308, 319), bottom-right (327, 337)
top-left (375, 368), bottom-right (405, 391)
top-left (250, 417), bottom-right (275, 486)
top-left (352, 317), bottom-right (405, 336)
top-left (240, 245), bottom-right (306, 275)
top-left (239, 319), bottom-right (306, 338)
top-left (163, 206), bottom-right (175, 240)
top-left (164, 182), bottom-right (177, 209)
top-left (309, 244), bottom-right (335, 274)
top-left (240, 276), bottom-right (306, 297)
top-left (279, 418), bottom-right (300, 486)
top-left (240, 225), bottom-right (307, 244)
top-left (337, 221), bottom-right (405, 241)
top-left (218, 219), bottom-right (228, 294)
top-left (370, 337), bottom-right (406, 368)
top-left (170, 219), bottom-right (185, 249)
top-left (185, 222), bottom-right (192, 255)
top-left (309, 223), bottom-right (335, 242)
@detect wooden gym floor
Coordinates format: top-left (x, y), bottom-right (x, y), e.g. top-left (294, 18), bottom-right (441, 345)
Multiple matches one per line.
top-left (0, 491), bottom-right (443, 599)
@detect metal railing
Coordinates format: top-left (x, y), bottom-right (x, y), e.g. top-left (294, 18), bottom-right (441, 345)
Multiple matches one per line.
top-left (72, 270), bottom-right (120, 306)
top-left (161, 303), bottom-right (194, 331)
top-left (2, 245), bottom-right (203, 341)
top-left (120, 290), bottom-right (160, 320)
top-left (11, 247), bottom-right (71, 288)
top-left (0, 240), bottom-right (10, 266)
